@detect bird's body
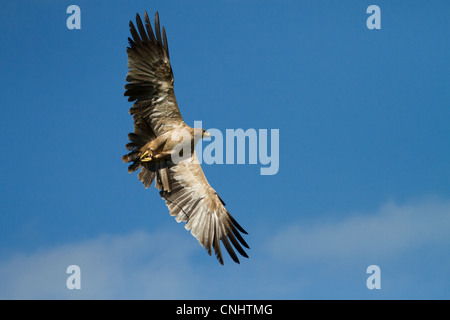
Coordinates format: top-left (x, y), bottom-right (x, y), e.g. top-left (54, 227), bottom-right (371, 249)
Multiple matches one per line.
top-left (122, 11), bottom-right (249, 264)
top-left (124, 124), bottom-right (206, 165)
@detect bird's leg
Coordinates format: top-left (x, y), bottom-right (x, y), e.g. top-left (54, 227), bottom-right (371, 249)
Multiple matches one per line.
top-left (139, 134), bottom-right (169, 162)
top-left (141, 150), bottom-right (173, 162)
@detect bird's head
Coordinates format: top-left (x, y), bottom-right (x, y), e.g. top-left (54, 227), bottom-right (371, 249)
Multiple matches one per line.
top-left (194, 128), bottom-right (211, 139)
top-left (201, 129), bottom-right (212, 138)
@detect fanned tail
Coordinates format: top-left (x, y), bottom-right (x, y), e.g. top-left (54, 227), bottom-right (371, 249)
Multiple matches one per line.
top-left (122, 118), bottom-right (157, 188)
top-left (122, 117), bottom-right (172, 191)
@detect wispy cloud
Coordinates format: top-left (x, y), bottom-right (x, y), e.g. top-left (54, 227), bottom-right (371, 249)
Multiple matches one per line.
top-left (1, 197), bottom-right (449, 299)
top-left (263, 196), bottom-right (450, 299)
top-left (267, 197), bottom-right (450, 264)
top-left (0, 230), bottom-right (200, 299)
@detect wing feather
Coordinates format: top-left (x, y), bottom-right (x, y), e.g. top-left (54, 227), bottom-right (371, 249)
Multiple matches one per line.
top-left (160, 153), bottom-right (249, 264)
top-left (125, 12), bottom-right (184, 136)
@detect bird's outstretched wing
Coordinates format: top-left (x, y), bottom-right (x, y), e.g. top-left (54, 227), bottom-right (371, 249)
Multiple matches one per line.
top-left (124, 11), bottom-right (184, 136)
top-left (160, 153), bottom-right (250, 265)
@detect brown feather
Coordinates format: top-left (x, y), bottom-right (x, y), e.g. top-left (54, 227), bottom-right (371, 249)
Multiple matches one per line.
top-left (160, 153), bottom-right (249, 264)
top-left (125, 13), bottom-right (182, 136)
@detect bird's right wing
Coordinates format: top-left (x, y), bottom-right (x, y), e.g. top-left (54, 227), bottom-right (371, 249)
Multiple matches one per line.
top-left (160, 153), bottom-right (250, 265)
top-left (124, 11), bottom-right (184, 136)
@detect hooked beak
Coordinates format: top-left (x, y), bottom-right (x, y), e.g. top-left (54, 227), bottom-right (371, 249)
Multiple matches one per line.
top-left (203, 130), bottom-right (212, 138)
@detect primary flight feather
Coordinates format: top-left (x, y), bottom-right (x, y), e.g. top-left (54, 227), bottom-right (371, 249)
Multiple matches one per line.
top-left (122, 11), bottom-right (249, 265)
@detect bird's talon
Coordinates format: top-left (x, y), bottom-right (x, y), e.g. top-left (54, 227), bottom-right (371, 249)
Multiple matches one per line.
top-left (140, 150), bottom-right (153, 162)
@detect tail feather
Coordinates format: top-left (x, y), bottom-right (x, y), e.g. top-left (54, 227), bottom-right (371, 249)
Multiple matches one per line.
top-left (123, 118), bottom-right (157, 186)
top-left (123, 118), bottom-right (171, 191)
top-left (127, 161), bottom-right (141, 173)
top-left (138, 165), bottom-right (156, 188)
top-left (122, 150), bottom-right (140, 163)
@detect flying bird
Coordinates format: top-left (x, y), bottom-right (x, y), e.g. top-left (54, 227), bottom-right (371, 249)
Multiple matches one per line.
top-left (122, 11), bottom-right (249, 264)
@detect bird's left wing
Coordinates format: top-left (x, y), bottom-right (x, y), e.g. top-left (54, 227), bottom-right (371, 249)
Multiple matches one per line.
top-left (160, 153), bottom-right (250, 264)
top-left (124, 12), bottom-right (184, 136)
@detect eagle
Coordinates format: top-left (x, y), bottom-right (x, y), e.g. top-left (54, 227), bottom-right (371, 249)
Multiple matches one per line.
top-left (122, 11), bottom-right (249, 265)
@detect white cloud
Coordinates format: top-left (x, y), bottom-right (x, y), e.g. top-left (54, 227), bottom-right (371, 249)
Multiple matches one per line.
top-left (1, 197), bottom-right (449, 299)
top-left (0, 230), bottom-right (200, 299)
top-left (267, 197), bottom-right (450, 264)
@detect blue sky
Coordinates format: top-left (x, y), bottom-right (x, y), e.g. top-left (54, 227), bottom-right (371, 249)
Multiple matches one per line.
top-left (0, 0), bottom-right (449, 299)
